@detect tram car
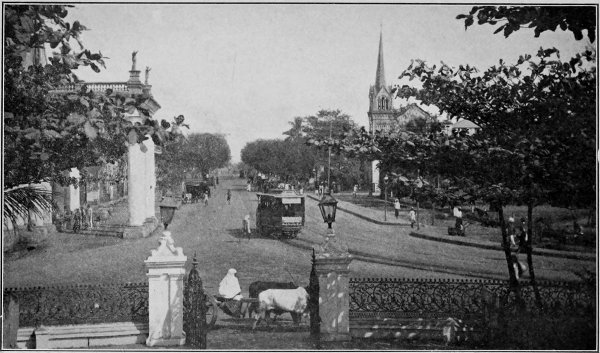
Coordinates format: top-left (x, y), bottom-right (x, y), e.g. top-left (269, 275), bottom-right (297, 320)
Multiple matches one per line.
top-left (255, 190), bottom-right (305, 239)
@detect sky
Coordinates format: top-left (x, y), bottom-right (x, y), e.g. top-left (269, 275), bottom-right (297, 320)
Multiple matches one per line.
top-left (65, 4), bottom-right (590, 162)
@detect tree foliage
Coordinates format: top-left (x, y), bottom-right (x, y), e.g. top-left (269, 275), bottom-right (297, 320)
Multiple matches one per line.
top-left (3, 5), bottom-right (185, 190)
top-left (457, 6), bottom-right (596, 43)
top-left (156, 133), bottom-right (231, 191)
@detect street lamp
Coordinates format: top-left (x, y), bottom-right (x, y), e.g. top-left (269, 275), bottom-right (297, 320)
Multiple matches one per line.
top-left (318, 192), bottom-right (338, 231)
top-left (383, 175), bottom-right (389, 221)
top-left (159, 197), bottom-right (179, 230)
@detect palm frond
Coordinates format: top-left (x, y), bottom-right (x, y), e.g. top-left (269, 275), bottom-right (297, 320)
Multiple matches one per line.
top-left (3, 185), bottom-right (57, 229)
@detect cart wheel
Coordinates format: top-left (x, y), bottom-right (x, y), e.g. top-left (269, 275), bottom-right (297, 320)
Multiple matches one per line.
top-left (205, 294), bottom-right (219, 328)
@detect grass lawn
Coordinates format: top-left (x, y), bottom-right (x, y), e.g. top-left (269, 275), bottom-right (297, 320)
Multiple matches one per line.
top-left (335, 193), bottom-right (596, 253)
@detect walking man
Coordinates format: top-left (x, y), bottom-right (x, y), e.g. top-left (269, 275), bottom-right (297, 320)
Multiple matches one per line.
top-left (203, 192), bottom-right (209, 206)
top-left (227, 189), bottom-right (232, 205)
top-left (409, 207), bottom-right (416, 228)
top-left (353, 184), bottom-right (358, 198)
top-left (394, 198), bottom-right (401, 219)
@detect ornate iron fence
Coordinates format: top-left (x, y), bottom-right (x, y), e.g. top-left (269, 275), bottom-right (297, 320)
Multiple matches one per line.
top-left (3, 282), bottom-right (148, 327)
top-left (349, 278), bottom-right (595, 320)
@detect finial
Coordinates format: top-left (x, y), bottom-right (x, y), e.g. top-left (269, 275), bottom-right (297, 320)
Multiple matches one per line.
top-left (131, 51), bottom-right (138, 71)
top-left (192, 252), bottom-right (198, 269)
top-left (145, 66), bottom-right (151, 85)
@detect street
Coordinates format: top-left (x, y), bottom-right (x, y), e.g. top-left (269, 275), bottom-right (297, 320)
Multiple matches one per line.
top-left (3, 178), bottom-right (593, 291)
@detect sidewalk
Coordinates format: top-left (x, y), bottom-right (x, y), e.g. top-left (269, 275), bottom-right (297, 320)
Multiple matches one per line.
top-left (306, 193), bottom-right (595, 262)
top-left (306, 193), bottom-right (410, 226)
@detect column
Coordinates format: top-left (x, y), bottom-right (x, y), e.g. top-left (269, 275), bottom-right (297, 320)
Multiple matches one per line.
top-left (315, 230), bottom-right (353, 341)
top-left (371, 160), bottom-right (380, 195)
top-left (68, 168), bottom-right (81, 211)
top-left (145, 231), bottom-right (187, 347)
top-left (144, 137), bottom-right (157, 221)
top-left (128, 143), bottom-right (146, 226)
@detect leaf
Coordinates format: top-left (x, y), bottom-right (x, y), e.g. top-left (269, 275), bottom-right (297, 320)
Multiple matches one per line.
top-left (67, 112), bottom-right (86, 124)
top-left (79, 97), bottom-right (89, 108)
top-left (40, 152), bottom-right (50, 161)
top-left (43, 129), bottom-right (62, 139)
top-left (83, 121), bottom-right (98, 139)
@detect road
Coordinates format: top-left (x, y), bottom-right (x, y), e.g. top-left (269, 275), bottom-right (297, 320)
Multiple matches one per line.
top-left (3, 178), bottom-right (594, 291)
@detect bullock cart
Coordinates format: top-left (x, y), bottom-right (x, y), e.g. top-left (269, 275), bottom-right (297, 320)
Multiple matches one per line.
top-left (203, 293), bottom-right (258, 329)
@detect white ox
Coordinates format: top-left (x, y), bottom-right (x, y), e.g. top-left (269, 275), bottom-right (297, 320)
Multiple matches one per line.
top-left (252, 287), bottom-right (309, 329)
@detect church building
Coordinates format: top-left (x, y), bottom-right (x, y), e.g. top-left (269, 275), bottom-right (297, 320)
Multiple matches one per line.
top-left (367, 30), bottom-right (434, 194)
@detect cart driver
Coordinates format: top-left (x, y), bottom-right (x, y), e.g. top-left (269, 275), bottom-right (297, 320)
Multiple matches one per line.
top-left (218, 268), bottom-right (243, 301)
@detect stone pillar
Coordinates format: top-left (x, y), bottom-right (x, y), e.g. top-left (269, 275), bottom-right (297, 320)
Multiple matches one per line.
top-left (144, 137), bottom-right (157, 221)
top-left (145, 231), bottom-right (187, 347)
top-left (68, 168), bottom-right (81, 211)
top-left (371, 160), bottom-right (380, 195)
top-left (315, 229), bottom-right (353, 341)
top-left (128, 143), bottom-right (146, 226)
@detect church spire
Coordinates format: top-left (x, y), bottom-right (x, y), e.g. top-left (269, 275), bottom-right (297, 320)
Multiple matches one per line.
top-left (374, 29), bottom-right (386, 92)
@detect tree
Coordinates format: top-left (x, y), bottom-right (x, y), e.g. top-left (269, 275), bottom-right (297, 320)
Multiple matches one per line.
top-left (156, 133), bottom-right (231, 192)
top-left (3, 5), bottom-right (186, 229)
top-left (457, 6), bottom-right (596, 43)
top-left (395, 48), bottom-right (595, 302)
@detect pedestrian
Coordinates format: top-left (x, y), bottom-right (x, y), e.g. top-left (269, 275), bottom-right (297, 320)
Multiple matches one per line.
top-left (243, 214), bottom-right (251, 237)
top-left (517, 218), bottom-right (528, 253)
top-left (203, 192), bottom-right (209, 206)
top-left (73, 209), bottom-right (81, 232)
top-left (409, 207), bottom-right (416, 228)
top-left (86, 204), bottom-right (94, 229)
top-left (246, 183), bottom-right (252, 192)
top-left (353, 184), bottom-right (358, 198)
top-left (227, 189), bottom-right (231, 205)
top-left (453, 206), bottom-right (463, 234)
top-left (507, 216), bottom-right (517, 247)
top-left (394, 198), bottom-right (401, 219)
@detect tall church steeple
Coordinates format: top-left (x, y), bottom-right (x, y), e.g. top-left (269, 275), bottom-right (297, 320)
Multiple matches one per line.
top-left (374, 30), bottom-right (386, 92)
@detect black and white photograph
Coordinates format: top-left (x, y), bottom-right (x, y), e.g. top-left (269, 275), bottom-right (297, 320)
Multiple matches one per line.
top-left (2, 2), bottom-right (597, 351)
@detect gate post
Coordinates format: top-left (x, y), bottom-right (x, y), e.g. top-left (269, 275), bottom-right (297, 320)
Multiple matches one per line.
top-left (314, 234), bottom-right (353, 341)
top-left (183, 253), bottom-right (207, 349)
top-left (144, 231), bottom-right (187, 347)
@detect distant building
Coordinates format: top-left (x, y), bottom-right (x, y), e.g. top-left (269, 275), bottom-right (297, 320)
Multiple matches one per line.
top-left (367, 30), bottom-right (434, 193)
top-left (451, 119), bottom-right (480, 135)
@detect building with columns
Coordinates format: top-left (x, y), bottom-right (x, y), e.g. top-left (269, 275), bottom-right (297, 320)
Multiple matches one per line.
top-left (52, 53), bottom-right (162, 234)
top-left (367, 31), bottom-right (434, 194)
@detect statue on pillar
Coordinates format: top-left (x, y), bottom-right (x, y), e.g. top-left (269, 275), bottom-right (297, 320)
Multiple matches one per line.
top-left (131, 51), bottom-right (138, 71)
top-left (145, 66), bottom-right (151, 85)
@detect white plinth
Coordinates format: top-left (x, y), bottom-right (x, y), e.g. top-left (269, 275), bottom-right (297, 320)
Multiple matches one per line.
top-left (144, 231), bottom-right (187, 347)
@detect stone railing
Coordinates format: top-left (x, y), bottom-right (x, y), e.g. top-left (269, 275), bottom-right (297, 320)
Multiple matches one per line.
top-left (52, 82), bottom-right (129, 93)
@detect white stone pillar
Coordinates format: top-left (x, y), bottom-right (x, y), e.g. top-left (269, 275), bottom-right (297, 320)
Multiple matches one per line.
top-left (145, 231), bottom-right (187, 347)
top-left (68, 168), bottom-right (81, 211)
top-left (371, 160), bottom-right (380, 194)
top-left (128, 143), bottom-right (146, 226)
top-left (315, 230), bottom-right (353, 341)
top-left (144, 137), bottom-right (157, 221)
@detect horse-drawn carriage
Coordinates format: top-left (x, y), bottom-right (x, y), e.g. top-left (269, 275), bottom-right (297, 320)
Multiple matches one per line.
top-left (256, 190), bottom-right (305, 239)
top-left (182, 179), bottom-right (211, 204)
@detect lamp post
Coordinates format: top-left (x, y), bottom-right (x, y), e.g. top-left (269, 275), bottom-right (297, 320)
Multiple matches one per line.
top-left (383, 175), bottom-right (389, 221)
top-left (318, 192), bottom-right (338, 234)
top-left (159, 197), bottom-right (179, 230)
